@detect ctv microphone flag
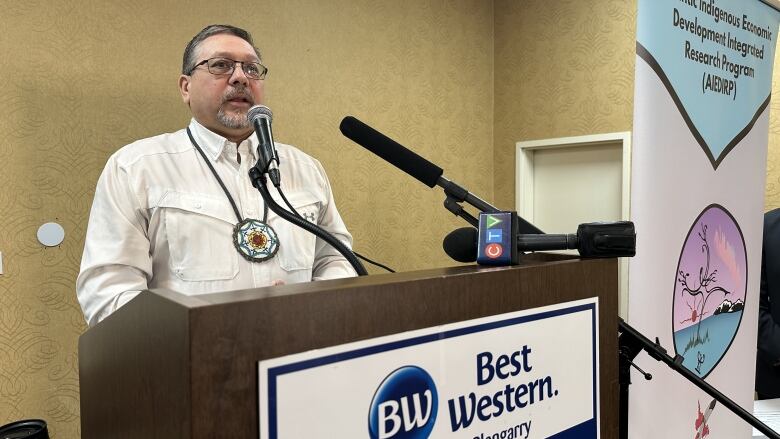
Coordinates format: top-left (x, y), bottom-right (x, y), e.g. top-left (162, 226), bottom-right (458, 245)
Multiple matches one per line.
top-left (477, 212), bottom-right (518, 266)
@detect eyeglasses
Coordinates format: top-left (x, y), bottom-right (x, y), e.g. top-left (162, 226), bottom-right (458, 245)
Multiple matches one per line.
top-left (189, 57), bottom-right (268, 80)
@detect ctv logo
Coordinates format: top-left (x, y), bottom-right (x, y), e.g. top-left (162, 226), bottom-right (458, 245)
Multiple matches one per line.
top-left (483, 215), bottom-right (505, 260)
top-left (368, 365), bottom-right (438, 439)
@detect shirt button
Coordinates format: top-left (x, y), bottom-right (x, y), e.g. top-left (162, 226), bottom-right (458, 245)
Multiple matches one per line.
top-left (194, 202), bottom-right (202, 209)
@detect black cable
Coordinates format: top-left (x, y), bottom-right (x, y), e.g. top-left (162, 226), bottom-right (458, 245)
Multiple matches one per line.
top-left (353, 251), bottom-right (395, 273)
top-left (276, 185), bottom-right (395, 274)
top-left (187, 128), bottom-right (242, 222)
top-left (250, 168), bottom-right (368, 276)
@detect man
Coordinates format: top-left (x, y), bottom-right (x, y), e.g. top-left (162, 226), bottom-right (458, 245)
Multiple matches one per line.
top-left (757, 208), bottom-right (780, 398)
top-left (77, 25), bottom-right (356, 327)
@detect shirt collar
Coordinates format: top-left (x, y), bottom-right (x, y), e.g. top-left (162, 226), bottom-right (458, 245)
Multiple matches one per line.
top-left (187, 118), bottom-right (258, 163)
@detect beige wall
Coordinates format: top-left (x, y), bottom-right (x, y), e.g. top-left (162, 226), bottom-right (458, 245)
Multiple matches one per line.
top-left (0, 1), bottom-right (493, 436)
top-left (493, 0), bottom-right (637, 210)
top-left (765, 46), bottom-right (780, 209)
top-left (2, 0), bottom-right (779, 436)
top-left (493, 0), bottom-right (780, 213)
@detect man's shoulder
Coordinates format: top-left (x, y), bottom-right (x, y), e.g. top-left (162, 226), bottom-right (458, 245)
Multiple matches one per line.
top-left (276, 142), bottom-right (322, 170)
top-left (276, 142), bottom-right (316, 161)
top-left (111, 129), bottom-right (191, 168)
top-left (767, 208), bottom-right (780, 224)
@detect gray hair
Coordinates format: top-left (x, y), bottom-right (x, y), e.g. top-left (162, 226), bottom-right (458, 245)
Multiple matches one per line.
top-left (182, 24), bottom-right (262, 75)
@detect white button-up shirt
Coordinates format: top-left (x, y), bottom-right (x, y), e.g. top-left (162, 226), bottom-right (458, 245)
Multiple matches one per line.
top-left (77, 119), bottom-right (357, 326)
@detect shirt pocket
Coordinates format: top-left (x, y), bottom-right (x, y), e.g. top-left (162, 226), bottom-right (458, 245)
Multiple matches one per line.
top-left (158, 191), bottom-right (239, 281)
top-left (275, 191), bottom-right (321, 272)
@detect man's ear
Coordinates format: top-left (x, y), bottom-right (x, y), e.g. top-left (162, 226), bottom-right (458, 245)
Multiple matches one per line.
top-left (179, 75), bottom-right (191, 105)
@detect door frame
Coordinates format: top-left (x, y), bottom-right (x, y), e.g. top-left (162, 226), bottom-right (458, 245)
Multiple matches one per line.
top-left (515, 131), bottom-right (632, 317)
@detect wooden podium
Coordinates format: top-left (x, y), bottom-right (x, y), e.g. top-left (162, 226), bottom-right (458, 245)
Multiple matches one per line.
top-left (79, 254), bottom-right (619, 438)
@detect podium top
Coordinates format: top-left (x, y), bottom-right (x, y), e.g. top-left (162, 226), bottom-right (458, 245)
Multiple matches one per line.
top-left (147, 252), bottom-right (580, 310)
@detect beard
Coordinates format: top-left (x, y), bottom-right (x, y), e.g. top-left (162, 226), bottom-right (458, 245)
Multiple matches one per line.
top-left (216, 86), bottom-right (255, 129)
top-left (216, 107), bottom-right (249, 129)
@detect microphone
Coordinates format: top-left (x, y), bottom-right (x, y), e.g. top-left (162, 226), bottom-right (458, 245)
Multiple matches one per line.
top-left (246, 107), bottom-right (368, 276)
top-left (339, 116), bottom-right (443, 187)
top-left (339, 116), bottom-right (543, 234)
top-left (443, 221), bottom-right (636, 263)
top-left (248, 105), bottom-right (280, 186)
top-left (443, 227), bottom-right (480, 263)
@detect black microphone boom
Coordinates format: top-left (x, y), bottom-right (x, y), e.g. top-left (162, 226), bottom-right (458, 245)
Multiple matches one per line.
top-left (443, 221), bottom-right (636, 262)
top-left (339, 116), bottom-right (543, 234)
top-left (339, 116), bottom-right (443, 187)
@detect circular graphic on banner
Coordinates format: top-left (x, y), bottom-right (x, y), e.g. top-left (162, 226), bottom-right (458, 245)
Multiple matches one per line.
top-left (672, 204), bottom-right (747, 378)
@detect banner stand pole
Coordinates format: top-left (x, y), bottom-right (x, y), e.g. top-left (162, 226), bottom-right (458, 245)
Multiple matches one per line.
top-left (618, 318), bottom-right (780, 439)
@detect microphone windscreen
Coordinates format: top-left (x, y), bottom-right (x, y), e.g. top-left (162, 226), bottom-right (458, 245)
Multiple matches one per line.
top-left (248, 105), bottom-right (273, 122)
top-left (577, 221), bottom-right (636, 258)
top-left (339, 116), bottom-right (443, 188)
top-left (443, 227), bottom-right (478, 263)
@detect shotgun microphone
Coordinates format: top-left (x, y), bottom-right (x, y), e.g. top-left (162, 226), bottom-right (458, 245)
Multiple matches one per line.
top-left (339, 115), bottom-right (543, 234)
top-left (339, 116), bottom-right (443, 187)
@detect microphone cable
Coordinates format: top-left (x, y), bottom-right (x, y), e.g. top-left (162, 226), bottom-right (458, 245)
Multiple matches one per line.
top-left (274, 186), bottom-right (396, 274)
top-left (248, 105), bottom-right (378, 275)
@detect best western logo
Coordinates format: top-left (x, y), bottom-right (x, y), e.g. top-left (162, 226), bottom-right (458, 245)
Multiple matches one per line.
top-left (368, 366), bottom-right (438, 439)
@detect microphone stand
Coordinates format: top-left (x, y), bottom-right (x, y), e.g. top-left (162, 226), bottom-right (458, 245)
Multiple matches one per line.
top-left (436, 176), bottom-right (544, 234)
top-left (248, 167), bottom-right (368, 276)
top-left (618, 318), bottom-right (780, 439)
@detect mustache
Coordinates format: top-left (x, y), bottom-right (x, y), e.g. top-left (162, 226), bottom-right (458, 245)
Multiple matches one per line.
top-left (222, 87), bottom-right (254, 105)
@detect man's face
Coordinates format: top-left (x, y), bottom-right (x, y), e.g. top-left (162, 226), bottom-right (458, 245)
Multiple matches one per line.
top-left (179, 34), bottom-right (265, 140)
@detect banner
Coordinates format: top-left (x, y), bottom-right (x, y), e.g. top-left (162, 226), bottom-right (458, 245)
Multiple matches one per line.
top-left (259, 298), bottom-right (598, 438)
top-left (630, 0), bottom-right (780, 437)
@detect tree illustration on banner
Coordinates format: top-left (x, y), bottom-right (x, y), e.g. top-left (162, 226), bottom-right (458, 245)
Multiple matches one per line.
top-left (672, 204), bottom-right (747, 377)
top-left (677, 223), bottom-right (731, 347)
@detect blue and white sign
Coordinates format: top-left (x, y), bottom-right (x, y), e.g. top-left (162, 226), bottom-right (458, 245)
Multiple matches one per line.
top-left (636, 0), bottom-right (779, 168)
top-left (630, 0), bottom-right (778, 437)
top-left (258, 298), bottom-right (599, 438)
